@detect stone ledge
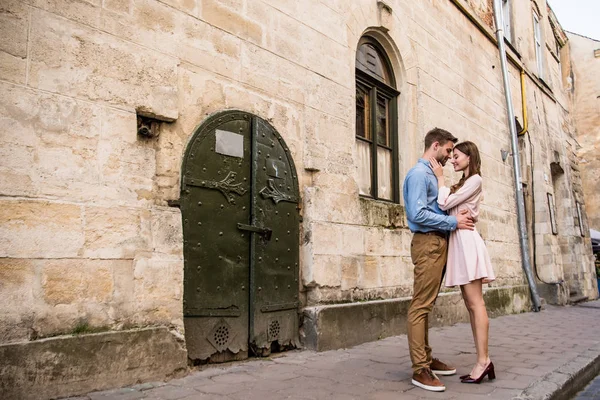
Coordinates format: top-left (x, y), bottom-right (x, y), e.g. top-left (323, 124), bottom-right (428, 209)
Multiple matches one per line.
top-left (0, 327), bottom-right (188, 400)
top-left (519, 344), bottom-right (600, 400)
top-left (301, 285), bottom-right (532, 351)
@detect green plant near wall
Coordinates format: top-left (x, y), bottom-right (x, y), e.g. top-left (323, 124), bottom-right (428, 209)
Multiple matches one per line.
top-left (71, 322), bottom-right (111, 335)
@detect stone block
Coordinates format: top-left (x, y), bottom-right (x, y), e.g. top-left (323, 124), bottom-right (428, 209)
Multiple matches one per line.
top-left (301, 285), bottom-right (531, 351)
top-left (42, 260), bottom-right (113, 306)
top-left (0, 327), bottom-right (187, 400)
top-left (303, 142), bottom-right (328, 172)
top-left (132, 256), bottom-right (183, 325)
top-left (159, 0), bottom-right (199, 17)
top-left (379, 257), bottom-right (403, 287)
top-left (0, 1), bottom-right (29, 59)
top-left (311, 222), bottom-right (342, 255)
top-left (97, 129), bottom-right (156, 192)
top-left (340, 256), bottom-right (360, 290)
top-left (0, 259), bottom-right (37, 343)
top-left (223, 84), bottom-right (273, 121)
top-left (305, 73), bottom-right (352, 122)
top-left (30, 0), bottom-right (102, 29)
top-left (365, 228), bottom-right (402, 257)
top-left (83, 206), bottom-right (151, 258)
top-left (0, 200), bottom-right (84, 258)
top-left (29, 259), bottom-right (135, 338)
top-left (296, 0), bottom-right (346, 42)
top-left (239, 44), bottom-right (305, 105)
top-left (360, 256), bottom-right (380, 288)
top-left (28, 9), bottom-right (179, 121)
top-left (0, 81), bottom-right (130, 201)
top-left (312, 255), bottom-right (342, 288)
top-left (0, 51), bottom-right (26, 84)
top-left (341, 226), bottom-right (364, 255)
top-left (201, 0), bottom-right (263, 45)
top-left (103, 0), bottom-right (131, 14)
top-left (151, 209), bottom-right (183, 256)
top-left (177, 66), bottom-right (227, 134)
top-left (268, 12), bottom-right (305, 67)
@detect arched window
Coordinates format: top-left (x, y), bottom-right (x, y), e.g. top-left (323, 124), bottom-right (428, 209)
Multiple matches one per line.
top-left (355, 37), bottom-right (399, 202)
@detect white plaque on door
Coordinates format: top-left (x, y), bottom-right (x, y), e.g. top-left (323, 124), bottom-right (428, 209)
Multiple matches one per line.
top-left (215, 129), bottom-right (244, 158)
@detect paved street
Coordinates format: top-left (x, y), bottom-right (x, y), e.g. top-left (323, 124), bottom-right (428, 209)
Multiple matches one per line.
top-left (67, 301), bottom-right (600, 400)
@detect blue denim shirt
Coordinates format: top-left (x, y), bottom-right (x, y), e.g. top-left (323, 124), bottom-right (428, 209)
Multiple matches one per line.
top-left (403, 158), bottom-right (457, 233)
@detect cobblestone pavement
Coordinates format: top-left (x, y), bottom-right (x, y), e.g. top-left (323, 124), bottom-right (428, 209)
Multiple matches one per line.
top-left (68, 301), bottom-right (600, 400)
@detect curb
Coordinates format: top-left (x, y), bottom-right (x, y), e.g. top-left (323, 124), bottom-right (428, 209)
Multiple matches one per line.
top-left (517, 344), bottom-right (600, 400)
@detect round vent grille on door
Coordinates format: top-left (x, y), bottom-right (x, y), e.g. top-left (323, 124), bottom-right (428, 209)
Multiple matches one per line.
top-left (268, 319), bottom-right (281, 341)
top-left (208, 319), bottom-right (233, 352)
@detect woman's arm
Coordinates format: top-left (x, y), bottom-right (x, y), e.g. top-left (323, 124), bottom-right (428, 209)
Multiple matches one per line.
top-left (437, 175), bottom-right (482, 211)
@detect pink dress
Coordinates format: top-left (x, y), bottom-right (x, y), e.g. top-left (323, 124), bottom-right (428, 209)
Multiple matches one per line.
top-left (437, 174), bottom-right (495, 287)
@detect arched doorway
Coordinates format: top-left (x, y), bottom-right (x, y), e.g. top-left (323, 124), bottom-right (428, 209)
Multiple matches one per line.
top-left (181, 110), bottom-right (300, 363)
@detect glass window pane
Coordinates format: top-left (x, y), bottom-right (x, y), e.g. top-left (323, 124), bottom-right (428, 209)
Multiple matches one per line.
top-left (376, 95), bottom-right (389, 146)
top-left (377, 147), bottom-right (393, 200)
top-left (356, 85), bottom-right (371, 140)
top-left (357, 140), bottom-right (372, 196)
top-left (356, 43), bottom-right (392, 85)
top-left (533, 14), bottom-right (543, 76)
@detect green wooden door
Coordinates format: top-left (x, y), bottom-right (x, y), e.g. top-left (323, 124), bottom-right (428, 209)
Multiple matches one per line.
top-left (250, 117), bottom-right (300, 355)
top-left (181, 111), bottom-right (299, 363)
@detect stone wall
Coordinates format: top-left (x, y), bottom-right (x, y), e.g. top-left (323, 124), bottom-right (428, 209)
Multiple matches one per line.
top-left (569, 33), bottom-right (600, 231)
top-left (0, 0), bottom-right (596, 397)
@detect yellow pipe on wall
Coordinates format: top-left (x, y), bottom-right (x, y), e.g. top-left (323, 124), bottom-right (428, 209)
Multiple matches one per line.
top-left (448, 0), bottom-right (530, 136)
top-left (518, 69), bottom-right (528, 136)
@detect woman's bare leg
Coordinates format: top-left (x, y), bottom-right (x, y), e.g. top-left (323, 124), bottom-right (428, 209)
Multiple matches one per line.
top-left (461, 279), bottom-right (490, 377)
top-left (461, 285), bottom-right (478, 351)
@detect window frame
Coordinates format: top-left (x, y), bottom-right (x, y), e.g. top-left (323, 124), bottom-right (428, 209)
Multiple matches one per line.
top-left (355, 37), bottom-right (400, 203)
top-left (533, 11), bottom-right (544, 78)
top-left (502, 0), bottom-right (512, 43)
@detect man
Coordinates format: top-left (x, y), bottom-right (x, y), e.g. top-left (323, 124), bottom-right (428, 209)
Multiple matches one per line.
top-left (403, 128), bottom-right (475, 392)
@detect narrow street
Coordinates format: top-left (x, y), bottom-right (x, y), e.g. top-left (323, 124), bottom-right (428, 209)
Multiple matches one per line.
top-left (68, 301), bottom-right (600, 400)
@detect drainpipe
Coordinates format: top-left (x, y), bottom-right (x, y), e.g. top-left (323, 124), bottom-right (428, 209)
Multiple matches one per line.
top-left (492, 0), bottom-right (542, 311)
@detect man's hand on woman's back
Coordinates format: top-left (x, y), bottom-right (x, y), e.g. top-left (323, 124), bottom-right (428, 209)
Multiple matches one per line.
top-left (456, 209), bottom-right (475, 230)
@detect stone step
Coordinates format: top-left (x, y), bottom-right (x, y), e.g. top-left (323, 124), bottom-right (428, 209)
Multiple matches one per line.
top-left (568, 294), bottom-right (589, 304)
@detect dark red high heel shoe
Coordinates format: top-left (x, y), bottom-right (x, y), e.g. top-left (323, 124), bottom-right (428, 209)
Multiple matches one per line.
top-left (460, 362), bottom-right (495, 384)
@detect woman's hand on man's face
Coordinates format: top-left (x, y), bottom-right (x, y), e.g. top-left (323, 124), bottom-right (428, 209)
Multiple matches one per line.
top-left (429, 157), bottom-right (444, 178)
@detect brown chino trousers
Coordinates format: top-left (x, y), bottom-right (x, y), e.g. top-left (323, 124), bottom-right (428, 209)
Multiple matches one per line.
top-left (407, 233), bottom-right (448, 373)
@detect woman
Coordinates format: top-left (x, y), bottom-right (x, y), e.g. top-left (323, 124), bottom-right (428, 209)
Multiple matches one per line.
top-left (429, 141), bottom-right (496, 384)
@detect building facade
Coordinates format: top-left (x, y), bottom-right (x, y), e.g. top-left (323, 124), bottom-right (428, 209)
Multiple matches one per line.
top-left (567, 32), bottom-right (600, 231)
top-left (0, 0), bottom-right (596, 398)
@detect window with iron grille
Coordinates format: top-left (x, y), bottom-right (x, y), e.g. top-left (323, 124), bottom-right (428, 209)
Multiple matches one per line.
top-left (355, 37), bottom-right (399, 202)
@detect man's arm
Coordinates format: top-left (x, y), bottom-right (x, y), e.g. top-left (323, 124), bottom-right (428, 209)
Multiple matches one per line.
top-left (404, 170), bottom-right (457, 231)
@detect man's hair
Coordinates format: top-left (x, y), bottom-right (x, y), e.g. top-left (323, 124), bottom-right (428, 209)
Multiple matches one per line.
top-left (424, 128), bottom-right (458, 150)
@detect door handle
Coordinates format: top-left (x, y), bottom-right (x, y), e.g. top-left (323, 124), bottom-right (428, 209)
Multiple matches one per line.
top-left (237, 223), bottom-right (272, 241)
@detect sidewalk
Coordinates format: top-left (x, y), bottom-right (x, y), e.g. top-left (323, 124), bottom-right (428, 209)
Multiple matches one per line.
top-left (67, 301), bottom-right (600, 400)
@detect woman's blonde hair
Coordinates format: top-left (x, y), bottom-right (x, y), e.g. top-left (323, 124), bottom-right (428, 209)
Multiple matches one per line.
top-left (450, 141), bottom-right (482, 194)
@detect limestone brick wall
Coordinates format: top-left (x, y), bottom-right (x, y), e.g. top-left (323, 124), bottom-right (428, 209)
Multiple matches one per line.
top-left (569, 33), bottom-right (600, 231)
top-left (510, 1), bottom-right (597, 300)
top-left (0, 0), bottom-right (595, 347)
top-left (301, 0), bottom-right (529, 305)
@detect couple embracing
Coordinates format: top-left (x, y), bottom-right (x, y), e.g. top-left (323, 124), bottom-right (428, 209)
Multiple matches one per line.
top-left (403, 128), bottom-right (496, 392)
